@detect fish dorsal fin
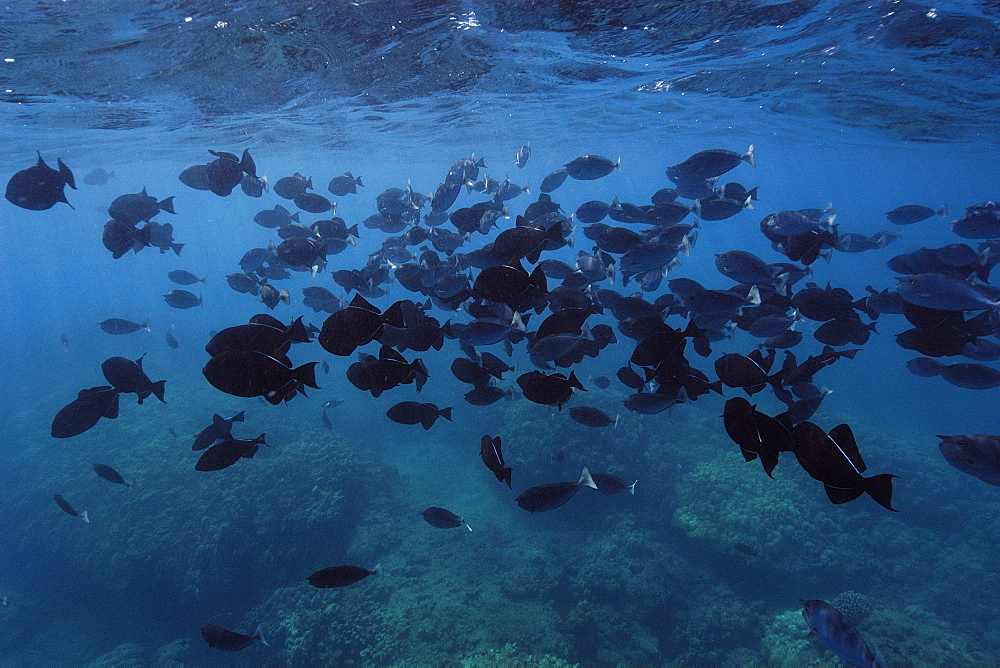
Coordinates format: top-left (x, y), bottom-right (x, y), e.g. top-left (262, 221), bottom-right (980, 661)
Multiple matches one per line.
top-left (349, 293), bottom-right (378, 312)
top-left (828, 424), bottom-right (866, 474)
top-left (212, 413), bottom-right (225, 424)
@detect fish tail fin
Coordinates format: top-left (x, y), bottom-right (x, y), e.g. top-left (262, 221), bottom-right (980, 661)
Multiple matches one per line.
top-left (294, 362), bottom-right (320, 389)
top-left (744, 144), bottom-right (756, 167)
top-left (79, 510), bottom-right (90, 524)
top-left (371, 563), bottom-right (382, 576)
top-left (502, 468), bottom-right (513, 489)
top-left (866, 474), bottom-right (899, 512)
top-left (579, 467), bottom-right (597, 490)
top-left (142, 320), bottom-right (152, 332)
top-left (159, 196), bottom-right (176, 214)
top-left (254, 433), bottom-right (269, 447)
top-left (150, 380), bottom-right (167, 404)
top-left (628, 480), bottom-right (637, 495)
top-left (171, 243), bottom-right (184, 255)
top-left (439, 407), bottom-right (453, 421)
top-left (938, 204), bottom-right (948, 218)
top-left (465, 519), bottom-right (473, 531)
top-left (254, 623), bottom-right (270, 647)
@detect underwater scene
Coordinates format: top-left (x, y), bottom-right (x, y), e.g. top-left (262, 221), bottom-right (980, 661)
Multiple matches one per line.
top-left (2, 1), bottom-right (1000, 666)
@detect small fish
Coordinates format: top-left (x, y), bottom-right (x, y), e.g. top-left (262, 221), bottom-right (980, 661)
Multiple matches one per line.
top-left (327, 171), bottom-right (364, 197)
top-left (307, 564), bottom-right (381, 588)
top-left (59, 333), bottom-right (69, 348)
top-left (167, 269), bottom-right (206, 285)
top-left (99, 318), bottom-right (150, 335)
top-left (480, 435), bottom-right (512, 488)
top-left (93, 463), bottom-right (131, 488)
top-left (165, 324), bottom-right (180, 349)
top-left (734, 543), bottom-right (757, 557)
top-left (82, 167), bottom-right (115, 186)
top-left (168, 427), bottom-right (179, 438)
top-left (515, 467), bottom-right (597, 513)
top-left (201, 623), bottom-right (268, 652)
top-left (590, 472), bottom-right (635, 495)
top-left (385, 402), bottom-right (452, 430)
top-left (886, 204), bottom-right (947, 225)
top-left (515, 143), bottom-right (531, 168)
top-left (164, 289), bottom-right (202, 309)
top-left (568, 406), bottom-right (615, 428)
top-left (53, 494), bottom-right (89, 523)
top-left (102, 355), bottom-right (166, 404)
top-left (195, 434), bottom-right (267, 472)
top-left (564, 155), bottom-right (620, 181)
top-left (422, 507), bottom-right (472, 531)
top-left (192, 411), bottom-right (245, 451)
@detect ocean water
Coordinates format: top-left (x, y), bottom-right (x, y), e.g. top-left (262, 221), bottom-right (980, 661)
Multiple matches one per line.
top-left (1, 1), bottom-right (999, 665)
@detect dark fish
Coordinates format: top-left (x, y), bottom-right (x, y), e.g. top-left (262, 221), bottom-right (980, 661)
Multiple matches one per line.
top-left (886, 204), bottom-right (947, 225)
top-left (101, 355), bottom-right (166, 404)
top-left (515, 143), bottom-right (531, 168)
top-left (254, 205), bottom-right (299, 229)
top-left (539, 169), bottom-right (569, 193)
top-left (202, 350), bottom-right (318, 402)
top-left (259, 284), bottom-right (291, 310)
top-left (53, 494), bottom-right (89, 523)
top-left (195, 434), bottom-right (267, 471)
top-left (321, 406), bottom-right (333, 430)
top-left (59, 333), bottom-right (69, 348)
top-left (294, 192), bottom-right (333, 214)
top-left (422, 507), bottom-right (472, 531)
top-left (167, 270), bottom-right (205, 285)
top-left (168, 427), bottom-right (179, 438)
top-left (206, 317), bottom-right (310, 358)
top-left (385, 401), bottom-right (452, 430)
top-left (793, 422), bottom-right (898, 511)
top-left (564, 155), bottom-right (620, 181)
top-left (165, 324), bottom-right (180, 349)
top-left (734, 543), bottom-right (757, 557)
top-left (192, 411), bottom-right (246, 451)
top-left (464, 384), bottom-right (515, 406)
top-left (201, 624), bottom-right (268, 652)
top-left (722, 398), bottom-right (793, 477)
top-left (307, 564), bottom-right (381, 588)
top-left (51, 386), bottom-right (120, 438)
top-left (515, 467), bottom-right (597, 512)
top-left (82, 167), bottom-right (114, 185)
top-left (592, 375), bottom-right (611, 389)
top-left (102, 218), bottom-right (152, 259)
top-left (937, 434), bottom-right (1000, 486)
top-left (228, 272), bottom-right (261, 296)
top-left (801, 600), bottom-right (886, 668)
top-left (99, 318), bottom-right (150, 335)
top-left (93, 463), bottom-right (131, 488)
top-left (328, 172), bottom-right (364, 196)
top-left (319, 294), bottom-right (405, 357)
top-left (108, 188), bottom-right (175, 225)
top-left (568, 406), bottom-right (616, 428)
top-left (897, 273), bottom-right (1000, 311)
top-left (666, 145), bottom-right (755, 181)
top-left (480, 435), bottom-right (512, 488)
top-left (241, 174), bottom-right (268, 197)
top-left (516, 370), bottom-right (585, 409)
top-left (5, 152), bottom-right (75, 210)
top-left (164, 289), bottom-right (202, 309)
top-left (591, 472), bottom-right (635, 494)
top-left (273, 172), bottom-right (312, 200)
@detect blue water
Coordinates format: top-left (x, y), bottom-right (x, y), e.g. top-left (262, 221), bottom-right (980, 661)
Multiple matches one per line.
top-left (1, 1), bottom-right (999, 665)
